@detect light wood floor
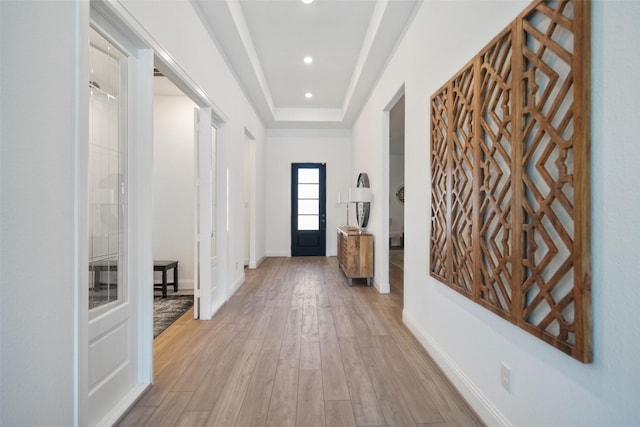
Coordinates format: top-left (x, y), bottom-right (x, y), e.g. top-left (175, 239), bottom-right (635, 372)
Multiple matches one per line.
top-left (389, 250), bottom-right (404, 307)
top-left (118, 256), bottom-right (483, 427)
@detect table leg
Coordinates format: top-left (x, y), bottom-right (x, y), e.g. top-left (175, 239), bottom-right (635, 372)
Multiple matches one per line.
top-left (173, 264), bottom-right (178, 292)
top-left (162, 269), bottom-right (167, 298)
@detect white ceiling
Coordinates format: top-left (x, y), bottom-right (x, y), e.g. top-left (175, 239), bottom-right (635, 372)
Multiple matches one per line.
top-left (191, 0), bottom-right (419, 129)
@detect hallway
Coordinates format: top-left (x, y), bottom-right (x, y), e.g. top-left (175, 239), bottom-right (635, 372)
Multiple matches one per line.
top-left (119, 257), bottom-right (482, 427)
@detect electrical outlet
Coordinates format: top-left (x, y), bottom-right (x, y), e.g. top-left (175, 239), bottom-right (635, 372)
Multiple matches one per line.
top-left (501, 362), bottom-right (512, 392)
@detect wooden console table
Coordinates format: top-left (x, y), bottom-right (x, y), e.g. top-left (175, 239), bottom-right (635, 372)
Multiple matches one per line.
top-left (337, 227), bottom-right (373, 286)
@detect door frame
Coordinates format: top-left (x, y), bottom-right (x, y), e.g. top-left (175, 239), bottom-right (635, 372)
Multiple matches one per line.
top-left (243, 129), bottom-right (253, 268)
top-left (149, 39), bottom-right (228, 321)
top-left (379, 85), bottom-right (406, 294)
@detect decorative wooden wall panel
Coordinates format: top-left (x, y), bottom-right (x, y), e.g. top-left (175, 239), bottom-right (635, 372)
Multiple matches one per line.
top-left (430, 89), bottom-right (449, 282)
top-left (477, 28), bottom-right (515, 318)
top-left (451, 63), bottom-right (476, 296)
top-left (429, 0), bottom-right (591, 362)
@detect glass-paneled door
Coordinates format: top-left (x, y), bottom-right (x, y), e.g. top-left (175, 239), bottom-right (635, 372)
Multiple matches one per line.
top-left (291, 163), bottom-right (326, 256)
top-left (87, 26), bottom-right (138, 426)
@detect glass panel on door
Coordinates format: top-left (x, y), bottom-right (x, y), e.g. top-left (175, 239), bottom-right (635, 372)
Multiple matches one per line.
top-left (88, 28), bottom-right (127, 311)
top-left (297, 169), bottom-right (320, 231)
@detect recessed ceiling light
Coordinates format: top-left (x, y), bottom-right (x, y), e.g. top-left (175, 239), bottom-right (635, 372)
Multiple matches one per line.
top-left (302, 0), bottom-right (314, 4)
top-left (303, 56), bottom-right (313, 64)
top-left (305, 92), bottom-right (313, 99)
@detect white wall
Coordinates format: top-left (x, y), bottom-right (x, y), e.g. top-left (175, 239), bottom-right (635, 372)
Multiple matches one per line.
top-left (352, 1), bottom-right (640, 426)
top-left (1, 1), bottom-right (85, 424)
top-left (0, 5), bottom-right (3, 422)
top-left (153, 95), bottom-right (197, 289)
top-left (266, 129), bottom-right (351, 257)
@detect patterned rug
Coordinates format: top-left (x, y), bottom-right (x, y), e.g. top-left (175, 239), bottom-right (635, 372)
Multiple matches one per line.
top-left (154, 295), bottom-right (194, 338)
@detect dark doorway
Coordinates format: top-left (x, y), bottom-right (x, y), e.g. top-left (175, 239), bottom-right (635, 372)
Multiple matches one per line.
top-left (389, 94), bottom-right (405, 306)
top-left (291, 163), bottom-right (326, 256)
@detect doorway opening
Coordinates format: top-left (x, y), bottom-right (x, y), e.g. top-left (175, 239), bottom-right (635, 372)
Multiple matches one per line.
top-left (151, 69), bottom-right (198, 335)
top-left (151, 57), bottom-right (227, 325)
top-left (388, 95), bottom-right (405, 304)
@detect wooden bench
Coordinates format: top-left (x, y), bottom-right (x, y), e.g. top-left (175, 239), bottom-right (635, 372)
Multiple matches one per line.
top-left (154, 260), bottom-right (179, 298)
top-left (89, 259), bottom-right (178, 298)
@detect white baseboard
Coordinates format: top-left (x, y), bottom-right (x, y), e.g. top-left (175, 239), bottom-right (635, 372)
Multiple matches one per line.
top-left (177, 279), bottom-right (193, 289)
top-left (210, 299), bottom-right (225, 318)
top-left (266, 251), bottom-right (290, 257)
top-left (402, 310), bottom-right (512, 427)
top-left (264, 253), bottom-right (337, 258)
top-left (374, 279), bottom-right (390, 294)
top-left (228, 272), bottom-right (245, 297)
top-left (250, 255), bottom-right (267, 269)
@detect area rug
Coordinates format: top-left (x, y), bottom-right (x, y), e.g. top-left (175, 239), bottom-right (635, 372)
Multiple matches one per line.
top-left (154, 295), bottom-right (194, 338)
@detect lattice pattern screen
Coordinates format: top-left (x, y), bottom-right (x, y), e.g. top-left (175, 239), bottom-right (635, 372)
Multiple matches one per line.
top-left (429, 0), bottom-right (591, 362)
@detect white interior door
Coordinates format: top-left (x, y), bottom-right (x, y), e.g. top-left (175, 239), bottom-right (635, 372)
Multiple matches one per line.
top-left (210, 126), bottom-right (220, 314)
top-left (194, 108), bottom-right (221, 320)
top-left (193, 108), bottom-right (202, 319)
top-left (244, 134), bottom-right (250, 266)
top-left (87, 27), bottom-right (142, 425)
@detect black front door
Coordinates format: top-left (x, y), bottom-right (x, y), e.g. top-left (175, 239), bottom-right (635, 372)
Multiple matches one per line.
top-left (291, 163), bottom-right (326, 256)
